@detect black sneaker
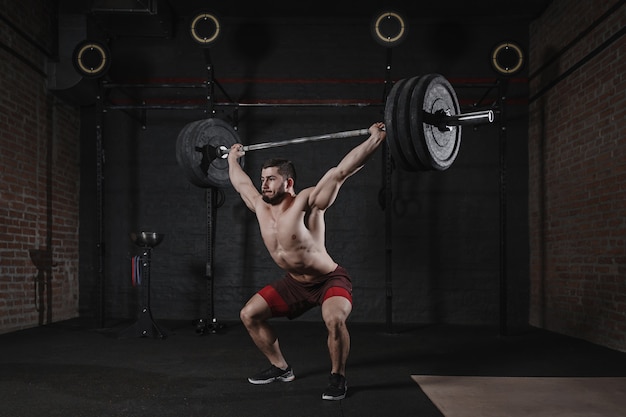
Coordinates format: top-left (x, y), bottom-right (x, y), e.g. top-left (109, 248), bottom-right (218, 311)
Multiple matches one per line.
top-left (322, 373), bottom-right (347, 400)
top-left (248, 365), bottom-right (295, 384)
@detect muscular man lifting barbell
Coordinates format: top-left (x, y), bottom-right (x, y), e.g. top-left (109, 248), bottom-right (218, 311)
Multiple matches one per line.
top-left (174, 74), bottom-right (495, 398)
top-left (227, 122), bottom-right (386, 401)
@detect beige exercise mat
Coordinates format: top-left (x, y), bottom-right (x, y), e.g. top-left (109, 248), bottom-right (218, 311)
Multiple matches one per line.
top-left (412, 375), bottom-right (626, 417)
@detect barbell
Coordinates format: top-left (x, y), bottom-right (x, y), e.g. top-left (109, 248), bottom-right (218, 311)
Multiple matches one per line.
top-left (175, 73), bottom-right (495, 188)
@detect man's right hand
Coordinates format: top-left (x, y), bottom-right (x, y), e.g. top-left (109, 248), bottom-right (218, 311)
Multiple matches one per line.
top-left (228, 143), bottom-right (245, 164)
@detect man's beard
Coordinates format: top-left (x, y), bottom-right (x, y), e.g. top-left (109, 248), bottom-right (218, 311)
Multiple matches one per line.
top-left (262, 188), bottom-right (287, 205)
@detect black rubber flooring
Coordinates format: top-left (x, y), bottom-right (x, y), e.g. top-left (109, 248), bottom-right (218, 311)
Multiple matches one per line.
top-left (1, 318), bottom-right (626, 417)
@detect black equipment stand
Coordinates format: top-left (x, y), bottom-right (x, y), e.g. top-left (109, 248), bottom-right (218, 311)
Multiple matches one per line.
top-left (195, 187), bottom-right (224, 335)
top-left (120, 232), bottom-right (168, 339)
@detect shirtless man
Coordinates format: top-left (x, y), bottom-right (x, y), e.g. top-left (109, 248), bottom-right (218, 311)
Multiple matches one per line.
top-left (227, 122), bottom-right (386, 400)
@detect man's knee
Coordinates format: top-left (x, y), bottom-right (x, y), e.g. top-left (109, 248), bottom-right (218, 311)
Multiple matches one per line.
top-left (240, 294), bottom-right (271, 325)
top-left (324, 313), bottom-right (347, 331)
top-left (322, 297), bottom-right (351, 330)
top-left (239, 304), bottom-right (253, 324)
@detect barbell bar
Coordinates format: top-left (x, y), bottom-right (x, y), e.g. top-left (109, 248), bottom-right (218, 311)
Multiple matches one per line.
top-left (212, 106), bottom-right (493, 160)
top-left (215, 128), bottom-right (372, 159)
top-left (175, 73), bottom-right (496, 188)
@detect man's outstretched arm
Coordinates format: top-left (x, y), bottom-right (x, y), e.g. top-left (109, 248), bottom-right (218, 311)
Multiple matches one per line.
top-left (308, 122), bottom-right (386, 210)
top-left (228, 144), bottom-right (261, 212)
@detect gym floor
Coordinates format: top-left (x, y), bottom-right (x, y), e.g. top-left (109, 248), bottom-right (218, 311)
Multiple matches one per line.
top-left (1, 318), bottom-right (625, 417)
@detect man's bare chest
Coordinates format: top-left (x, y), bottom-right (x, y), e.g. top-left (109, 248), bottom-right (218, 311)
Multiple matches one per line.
top-left (258, 209), bottom-right (305, 245)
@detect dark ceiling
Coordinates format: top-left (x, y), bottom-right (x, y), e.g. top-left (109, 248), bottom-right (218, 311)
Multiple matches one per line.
top-left (51, 0), bottom-right (551, 105)
top-left (62, 0), bottom-right (553, 40)
top-left (157, 0), bottom-right (551, 19)
top-left (84, 0), bottom-right (552, 18)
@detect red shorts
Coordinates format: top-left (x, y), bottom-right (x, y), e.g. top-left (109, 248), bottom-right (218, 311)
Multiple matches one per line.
top-left (257, 265), bottom-right (353, 319)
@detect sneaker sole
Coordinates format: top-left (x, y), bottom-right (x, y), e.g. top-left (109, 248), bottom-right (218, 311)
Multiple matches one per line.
top-left (322, 392), bottom-right (346, 400)
top-left (248, 375), bottom-right (295, 385)
top-left (322, 385), bottom-right (347, 400)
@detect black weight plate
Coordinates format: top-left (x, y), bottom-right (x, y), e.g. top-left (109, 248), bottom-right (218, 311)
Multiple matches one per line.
top-left (384, 78), bottom-right (414, 171)
top-left (409, 74), bottom-right (461, 171)
top-left (176, 118), bottom-right (241, 188)
top-left (395, 76), bottom-right (428, 171)
top-left (176, 119), bottom-right (201, 187)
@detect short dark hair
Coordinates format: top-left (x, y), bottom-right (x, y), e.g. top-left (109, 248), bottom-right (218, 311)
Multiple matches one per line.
top-left (262, 158), bottom-right (296, 182)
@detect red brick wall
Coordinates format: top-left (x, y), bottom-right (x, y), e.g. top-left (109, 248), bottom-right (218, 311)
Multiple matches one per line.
top-left (0, 0), bottom-right (81, 333)
top-left (528, 0), bottom-right (626, 351)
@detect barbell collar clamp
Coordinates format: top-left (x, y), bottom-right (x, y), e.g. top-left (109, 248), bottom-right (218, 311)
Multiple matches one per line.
top-left (444, 109), bottom-right (494, 125)
top-left (441, 109), bottom-right (494, 127)
top-left (425, 109), bottom-right (494, 132)
top-left (217, 146), bottom-right (229, 159)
